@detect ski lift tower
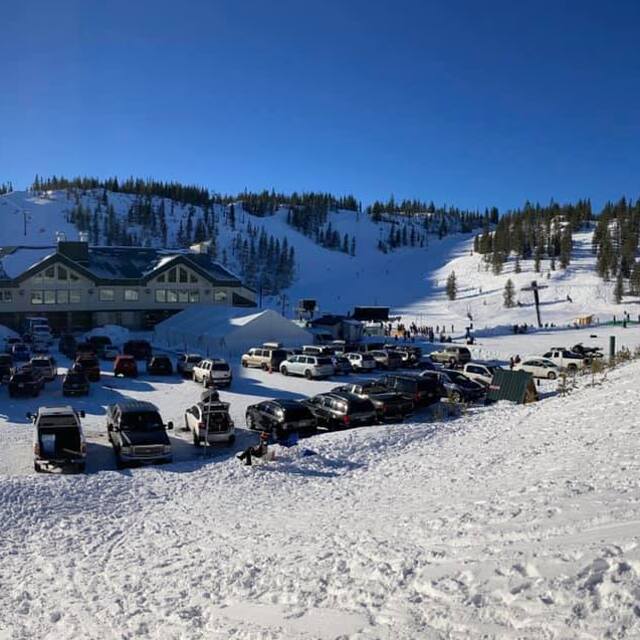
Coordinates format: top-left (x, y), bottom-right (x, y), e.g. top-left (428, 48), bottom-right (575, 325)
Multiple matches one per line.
top-left (521, 280), bottom-right (548, 328)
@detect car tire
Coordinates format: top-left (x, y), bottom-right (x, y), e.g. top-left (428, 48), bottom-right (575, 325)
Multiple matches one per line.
top-left (116, 457), bottom-right (125, 470)
top-left (242, 360), bottom-right (248, 368)
top-left (450, 391), bottom-right (463, 403)
top-left (193, 432), bottom-right (201, 447)
top-left (261, 363), bottom-right (268, 371)
top-left (247, 414), bottom-right (256, 430)
top-left (567, 364), bottom-right (577, 372)
top-left (34, 462), bottom-right (41, 473)
top-left (548, 371), bottom-right (557, 380)
top-left (227, 434), bottom-right (236, 445)
top-left (183, 415), bottom-right (190, 431)
top-left (281, 366), bottom-right (288, 376)
top-left (76, 463), bottom-right (86, 473)
top-left (305, 370), bottom-right (312, 380)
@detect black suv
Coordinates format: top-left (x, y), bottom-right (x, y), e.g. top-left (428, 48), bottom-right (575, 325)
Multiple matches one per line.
top-left (303, 392), bottom-right (377, 430)
top-left (106, 400), bottom-right (173, 468)
top-left (377, 373), bottom-right (442, 407)
top-left (8, 371), bottom-right (41, 398)
top-left (123, 340), bottom-right (153, 361)
top-left (147, 355), bottom-right (174, 375)
top-left (246, 399), bottom-right (317, 438)
top-left (62, 370), bottom-right (90, 397)
top-left (332, 381), bottom-right (414, 420)
top-left (87, 335), bottom-right (112, 357)
top-left (74, 354), bottom-right (101, 381)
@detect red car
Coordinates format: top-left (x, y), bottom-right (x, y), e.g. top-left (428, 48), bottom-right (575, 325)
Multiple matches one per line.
top-left (114, 355), bottom-right (138, 378)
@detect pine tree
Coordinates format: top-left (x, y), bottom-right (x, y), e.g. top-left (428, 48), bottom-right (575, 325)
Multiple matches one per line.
top-left (446, 271), bottom-right (457, 300)
top-left (503, 279), bottom-right (516, 308)
top-left (630, 263), bottom-right (640, 296)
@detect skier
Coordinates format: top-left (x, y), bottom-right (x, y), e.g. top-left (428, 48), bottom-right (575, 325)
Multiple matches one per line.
top-left (237, 431), bottom-right (269, 466)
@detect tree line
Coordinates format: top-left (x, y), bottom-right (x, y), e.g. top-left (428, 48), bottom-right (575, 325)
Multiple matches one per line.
top-left (0, 182), bottom-right (13, 195)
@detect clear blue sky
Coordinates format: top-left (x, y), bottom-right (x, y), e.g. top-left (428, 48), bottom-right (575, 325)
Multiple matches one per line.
top-left (1, 0), bottom-right (639, 211)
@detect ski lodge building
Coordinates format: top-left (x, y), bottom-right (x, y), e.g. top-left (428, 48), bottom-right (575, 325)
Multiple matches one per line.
top-left (0, 234), bottom-right (256, 332)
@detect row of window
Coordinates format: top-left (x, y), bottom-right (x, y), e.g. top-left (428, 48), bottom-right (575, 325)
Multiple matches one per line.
top-left (1, 287), bottom-right (228, 306)
top-left (32, 265), bottom-right (81, 284)
top-left (32, 290), bottom-right (82, 305)
top-left (157, 267), bottom-right (199, 284)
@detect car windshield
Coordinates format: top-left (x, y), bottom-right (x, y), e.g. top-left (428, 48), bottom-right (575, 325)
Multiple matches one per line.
top-left (187, 356), bottom-right (202, 363)
top-left (211, 363), bottom-right (229, 371)
top-left (317, 357), bottom-right (333, 366)
top-left (447, 371), bottom-right (472, 385)
top-left (362, 354), bottom-right (374, 361)
top-left (79, 358), bottom-right (98, 367)
top-left (12, 374), bottom-right (29, 382)
top-left (349, 398), bottom-right (373, 411)
top-left (363, 384), bottom-right (388, 394)
top-left (120, 411), bottom-right (164, 431)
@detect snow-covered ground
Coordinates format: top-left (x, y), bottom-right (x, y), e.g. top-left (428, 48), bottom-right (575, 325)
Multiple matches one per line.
top-left (1, 326), bottom-right (640, 638)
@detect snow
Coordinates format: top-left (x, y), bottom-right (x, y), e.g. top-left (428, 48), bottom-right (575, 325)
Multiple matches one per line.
top-left (1, 335), bottom-right (640, 637)
top-left (84, 324), bottom-right (131, 346)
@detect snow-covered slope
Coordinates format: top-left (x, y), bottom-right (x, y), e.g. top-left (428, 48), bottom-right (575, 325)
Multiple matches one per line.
top-left (1, 190), bottom-right (633, 331)
top-left (1, 355), bottom-right (639, 638)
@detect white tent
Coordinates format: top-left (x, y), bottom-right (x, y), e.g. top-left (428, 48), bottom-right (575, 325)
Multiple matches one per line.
top-left (153, 306), bottom-right (314, 357)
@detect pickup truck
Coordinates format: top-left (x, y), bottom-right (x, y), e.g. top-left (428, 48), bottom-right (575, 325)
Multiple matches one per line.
top-left (542, 349), bottom-right (589, 371)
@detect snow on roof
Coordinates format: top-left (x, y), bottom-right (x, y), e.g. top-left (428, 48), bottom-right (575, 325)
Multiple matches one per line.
top-left (0, 247), bottom-right (55, 279)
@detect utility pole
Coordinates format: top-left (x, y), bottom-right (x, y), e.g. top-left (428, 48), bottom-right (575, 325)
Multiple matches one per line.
top-left (23, 210), bottom-right (28, 236)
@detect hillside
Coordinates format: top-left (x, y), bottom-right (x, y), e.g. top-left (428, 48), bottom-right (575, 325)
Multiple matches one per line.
top-left (1, 189), bottom-right (635, 331)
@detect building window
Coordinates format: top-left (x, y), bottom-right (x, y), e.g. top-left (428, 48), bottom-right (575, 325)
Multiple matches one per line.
top-left (190, 273), bottom-right (197, 283)
top-left (214, 290), bottom-right (227, 303)
top-left (179, 267), bottom-right (188, 283)
top-left (0, 290), bottom-right (12, 303)
top-left (31, 291), bottom-right (44, 305)
top-left (44, 290), bottom-right (56, 304)
top-left (70, 290), bottom-right (81, 303)
top-left (57, 290), bottom-right (69, 304)
top-left (44, 266), bottom-right (55, 280)
top-left (177, 290), bottom-right (188, 303)
top-left (58, 266), bottom-right (68, 280)
top-left (167, 289), bottom-right (178, 303)
top-left (168, 268), bottom-right (177, 283)
top-left (155, 289), bottom-right (166, 303)
top-left (99, 289), bottom-right (115, 302)
top-left (157, 274), bottom-right (165, 283)
top-left (189, 290), bottom-right (200, 303)
top-left (124, 289), bottom-right (139, 301)
top-left (70, 271), bottom-right (79, 282)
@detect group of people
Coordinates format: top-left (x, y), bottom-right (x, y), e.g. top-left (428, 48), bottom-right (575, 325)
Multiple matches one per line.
top-left (509, 354), bottom-right (522, 369)
top-left (384, 322), bottom-right (456, 343)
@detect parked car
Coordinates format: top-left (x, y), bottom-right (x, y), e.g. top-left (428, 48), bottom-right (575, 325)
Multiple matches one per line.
top-left (421, 369), bottom-right (486, 403)
top-left (8, 371), bottom-right (41, 398)
top-left (30, 406), bottom-right (87, 473)
top-left (571, 343), bottom-right (603, 361)
top-left (332, 355), bottom-right (353, 375)
top-left (58, 333), bottom-right (77, 358)
top-left (332, 381), bottom-right (414, 421)
top-left (344, 352), bottom-right (377, 372)
top-left (87, 335), bottom-right (112, 358)
top-left (542, 349), bottom-right (589, 372)
top-left (114, 354), bottom-right (138, 378)
top-left (177, 353), bottom-right (203, 377)
top-left (0, 353), bottom-right (13, 383)
top-left (4, 336), bottom-right (23, 354)
top-left (106, 400), bottom-right (173, 468)
top-left (377, 373), bottom-right (442, 407)
top-left (184, 401), bottom-right (235, 446)
top-left (462, 362), bottom-right (501, 387)
top-left (241, 344), bottom-right (288, 371)
top-left (246, 399), bottom-right (317, 438)
top-left (75, 354), bottom-right (101, 381)
top-left (30, 355), bottom-right (57, 382)
top-left (429, 345), bottom-right (472, 367)
top-left (279, 354), bottom-right (335, 379)
top-left (515, 357), bottom-right (560, 379)
top-left (11, 342), bottom-right (31, 362)
top-left (368, 349), bottom-right (404, 370)
top-left (147, 355), bottom-right (174, 376)
top-left (303, 392), bottom-right (377, 430)
top-left (192, 358), bottom-right (232, 387)
top-left (123, 339), bottom-right (152, 361)
top-left (62, 370), bottom-right (90, 397)
top-left (390, 345), bottom-right (423, 367)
